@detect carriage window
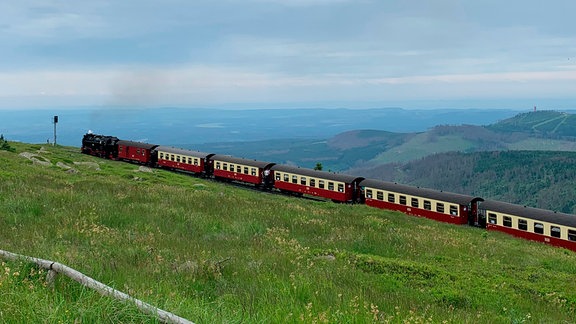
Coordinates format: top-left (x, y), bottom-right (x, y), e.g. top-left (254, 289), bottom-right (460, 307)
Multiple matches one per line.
top-left (186, 157), bottom-right (191, 164)
top-left (176, 156), bottom-right (181, 163)
top-left (283, 174), bottom-right (289, 182)
top-left (276, 173), bottom-right (281, 181)
top-left (216, 162), bottom-right (221, 169)
top-left (223, 163), bottom-right (228, 171)
top-left (194, 159), bottom-right (199, 166)
top-left (399, 196), bottom-right (406, 205)
top-left (376, 191), bottom-right (383, 200)
top-left (424, 201), bottom-right (431, 210)
top-left (310, 179), bottom-right (316, 187)
top-left (172, 155), bottom-right (176, 161)
top-left (301, 177), bottom-right (307, 185)
top-left (551, 226), bottom-right (561, 238)
top-left (338, 184), bottom-right (345, 193)
top-left (450, 206), bottom-right (458, 216)
top-left (518, 219), bottom-right (528, 231)
top-left (159, 153), bottom-right (164, 159)
top-left (319, 180), bottom-right (325, 189)
top-left (251, 168), bottom-right (257, 176)
top-left (568, 229), bottom-right (576, 241)
top-left (488, 213), bottom-right (497, 224)
top-left (244, 167), bottom-right (249, 174)
top-left (366, 189), bottom-right (373, 198)
top-left (437, 203), bottom-right (445, 213)
top-left (411, 198), bottom-right (419, 208)
top-left (229, 164), bottom-right (234, 171)
top-left (534, 223), bottom-right (544, 234)
top-left (328, 182), bottom-right (335, 191)
top-left (503, 216), bottom-right (512, 227)
top-left (292, 175), bottom-right (298, 184)
top-left (237, 166), bottom-right (242, 173)
top-left (387, 193), bottom-right (395, 203)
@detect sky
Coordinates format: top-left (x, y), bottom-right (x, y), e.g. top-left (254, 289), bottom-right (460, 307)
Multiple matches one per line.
top-left (0, 0), bottom-right (575, 110)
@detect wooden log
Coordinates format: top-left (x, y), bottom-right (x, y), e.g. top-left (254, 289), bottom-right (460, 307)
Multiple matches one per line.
top-left (0, 249), bottom-right (194, 324)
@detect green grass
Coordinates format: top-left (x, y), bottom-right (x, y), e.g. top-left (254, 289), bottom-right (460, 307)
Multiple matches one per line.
top-left (506, 138), bottom-right (576, 151)
top-left (371, 133), bottom-right (474, 164)
top-left (2, 143), bottom-right (576, 322)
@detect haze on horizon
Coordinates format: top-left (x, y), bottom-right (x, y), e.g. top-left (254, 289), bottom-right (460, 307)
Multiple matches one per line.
top-left (0, 1), bottom-right (575, 110)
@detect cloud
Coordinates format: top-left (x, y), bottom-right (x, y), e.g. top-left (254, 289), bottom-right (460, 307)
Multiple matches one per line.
top-left (1, 65), bottom-right (575, 108)
top-left (0, 1), bottom-right (575, 108)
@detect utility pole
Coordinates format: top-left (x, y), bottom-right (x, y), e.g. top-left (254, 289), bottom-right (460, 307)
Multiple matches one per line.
top-left (53, 116), bottom-right (58, 146)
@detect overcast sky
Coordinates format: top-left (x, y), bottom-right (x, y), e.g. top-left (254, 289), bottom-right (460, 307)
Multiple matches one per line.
top-left (1, 0), bottom-right (575, 109)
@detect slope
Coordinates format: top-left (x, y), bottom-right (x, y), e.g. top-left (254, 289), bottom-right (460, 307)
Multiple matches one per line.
top-left (1, 141), bottom-right (576, 322)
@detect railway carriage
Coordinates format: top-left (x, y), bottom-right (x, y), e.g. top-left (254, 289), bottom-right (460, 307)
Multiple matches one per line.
top-left (359, 179), bottom-right (483, 225)
top-left (117, 140), bottom-right (158, 165)
top-left (271, 165), bottom-right (364, 202)
top-left (211, 155), bottom-right (275, 187)
top-left (155, 146), bottom-right (215, 175)
top-left (480, 200), bottom-right (576, 251)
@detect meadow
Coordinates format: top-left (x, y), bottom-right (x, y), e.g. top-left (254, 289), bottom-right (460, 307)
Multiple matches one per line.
top-left (1, 142), bottom-right (576, 323)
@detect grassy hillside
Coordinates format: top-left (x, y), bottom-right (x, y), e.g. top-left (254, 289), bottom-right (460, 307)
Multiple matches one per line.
top-left (2, 142), bottom-right (576, 322)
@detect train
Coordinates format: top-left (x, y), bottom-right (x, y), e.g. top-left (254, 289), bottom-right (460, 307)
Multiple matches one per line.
top-left (81, 133), bottom-right (576, 252)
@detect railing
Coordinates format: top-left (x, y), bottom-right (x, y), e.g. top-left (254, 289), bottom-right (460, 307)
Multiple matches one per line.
top-left (0, 249), bottom-right (193, 324)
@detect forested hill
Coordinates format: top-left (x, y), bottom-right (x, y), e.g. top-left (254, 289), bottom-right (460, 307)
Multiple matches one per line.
top-left (349, 150), bottom-right (576, 214)
top-left (487, 110), bottom-right (576, 137)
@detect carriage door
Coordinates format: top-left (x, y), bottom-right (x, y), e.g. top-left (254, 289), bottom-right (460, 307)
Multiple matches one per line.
top-left (468, 199), bottom-right (486, 228)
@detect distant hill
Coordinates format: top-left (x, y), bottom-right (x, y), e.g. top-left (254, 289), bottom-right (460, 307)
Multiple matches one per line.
top-left (487, 110), bottom-right (576, 137)
top-left (194, 110), bottom-right (576, 171)
top-left (0, 107), bottom-right (519, 147)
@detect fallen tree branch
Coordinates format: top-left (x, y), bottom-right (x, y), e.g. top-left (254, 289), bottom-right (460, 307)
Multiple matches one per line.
top-left (0, 249), bottom-right (193, 324)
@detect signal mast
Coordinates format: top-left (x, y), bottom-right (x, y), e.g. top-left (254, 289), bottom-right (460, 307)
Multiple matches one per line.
top-left (53, 115), bottom-right (58, 146)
